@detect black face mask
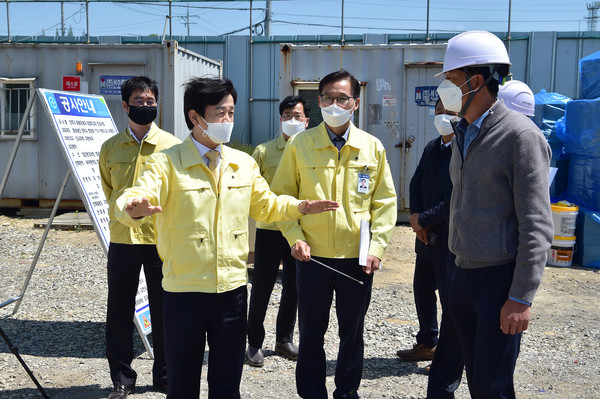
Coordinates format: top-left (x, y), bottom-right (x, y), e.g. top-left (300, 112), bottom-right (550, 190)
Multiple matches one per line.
top-left (128, 105), bottom-right (157, 125)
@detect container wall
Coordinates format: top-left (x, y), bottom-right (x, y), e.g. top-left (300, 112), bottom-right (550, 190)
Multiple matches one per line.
top-left (0, 42), bottom-right (221, 202)
top-left (279, 44), bottom-right (446, 217)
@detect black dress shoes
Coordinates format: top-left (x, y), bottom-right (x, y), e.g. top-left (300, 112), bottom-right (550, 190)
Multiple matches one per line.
top-left (108, 384), bottom-right (135, 399)
top-left (275, 342), bottom-right (298, 361)
top-left (246, 346), bottom-right (264, 367)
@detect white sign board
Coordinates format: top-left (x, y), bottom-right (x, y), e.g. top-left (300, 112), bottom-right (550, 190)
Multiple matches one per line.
top-left (37, 89), bottom-right (153, 339)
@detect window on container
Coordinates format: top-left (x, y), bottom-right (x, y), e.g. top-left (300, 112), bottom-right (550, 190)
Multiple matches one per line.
top-left (0, 79), bottom-right (36, 139)
top-left (293, 81), bottom-right (366, 131)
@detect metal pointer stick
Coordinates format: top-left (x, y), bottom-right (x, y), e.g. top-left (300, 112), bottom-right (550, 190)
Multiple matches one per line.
top-left (309, 257), bottom-right (364, 285)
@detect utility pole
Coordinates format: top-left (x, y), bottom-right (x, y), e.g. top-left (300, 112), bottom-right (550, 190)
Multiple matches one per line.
top-left (426, 0), bottom-right (430, 42)
top-left (507, 0), bottom-right (512, 55)
top-left (265, 0), bottom-right (272, 37)
top-left (61, 2), bottom-right (65, 36)
top-left (6, 0), bottom-right (10, 43)
top-left (586, 1), bottom-right (600, 31)
top-left (169, 0), bottom-right (172, 39)
top-left (341, 0), bottom-right (345, 45)
top-left (186, 3), bottom-right (190, 36)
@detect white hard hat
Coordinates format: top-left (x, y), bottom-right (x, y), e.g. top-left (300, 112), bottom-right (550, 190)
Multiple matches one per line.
top-left (498, 80), bottom-right (535, 116)
top-left (436, 30), bottom-right (511, 78)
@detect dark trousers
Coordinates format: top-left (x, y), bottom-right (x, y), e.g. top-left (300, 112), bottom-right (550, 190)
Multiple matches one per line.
top-left (427, 254), bottom-right (464, 399)
top-left (163, 286), bottom-right (247, 399)
top-left (447, 262), bottom-right (521, 399)
top-left (247, 228), bottom-right (297, 347)
top-left (106, 243), bottom-right (166, 387)
top-left (413, 253), bottom-right (448, 348)
top-left (295, 257), bottom-right (373, 399)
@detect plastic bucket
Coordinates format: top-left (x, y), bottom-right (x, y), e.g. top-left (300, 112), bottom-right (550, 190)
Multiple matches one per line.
top-left (547, 235), bottom-right (576, 267)
top-left (551, 201), bottom-right (578, 237)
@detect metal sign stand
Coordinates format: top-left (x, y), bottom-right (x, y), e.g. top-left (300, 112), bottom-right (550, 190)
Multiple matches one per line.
top-left (0, 325), bottom-right (50, 398)
top-left (0, 88), bottom-right (154, 397)
top-left (0, 89), bottom-right (50, 398)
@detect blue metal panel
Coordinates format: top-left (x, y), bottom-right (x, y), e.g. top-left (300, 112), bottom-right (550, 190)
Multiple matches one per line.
top-left (250, 40), bottom-right (280, 146)
top-left (555, 38), bottom-right (582, 99)
top-left (528, 32), bottom-right (557, 96)
top-left (223, 35), bottom-right (249, 145)
top-left (506, 39), bottom-right (529, 87)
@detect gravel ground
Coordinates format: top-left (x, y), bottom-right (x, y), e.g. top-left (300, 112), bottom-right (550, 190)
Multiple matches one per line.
top-left (0, 213), bottom-right (599, 399)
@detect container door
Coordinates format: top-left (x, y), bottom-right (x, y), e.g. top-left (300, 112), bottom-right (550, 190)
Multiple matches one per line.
top-left (89, 64), bottom-right (147, 133)
top-left (401, 65), bottom-right (443, 213)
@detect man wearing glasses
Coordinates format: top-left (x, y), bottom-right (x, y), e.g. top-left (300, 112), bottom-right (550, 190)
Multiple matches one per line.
top-left (246, 95), bottom-right (310, 367)
top-left (271, 70), bottom-right (397, 399)
top-left (99, 76), bottom-right (180, 399)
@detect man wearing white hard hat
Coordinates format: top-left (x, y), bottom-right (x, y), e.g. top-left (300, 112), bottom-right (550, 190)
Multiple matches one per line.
top-left (428, 30), bottom-right (553, 399)
top-left (498, 79), bottom-right (535, 116)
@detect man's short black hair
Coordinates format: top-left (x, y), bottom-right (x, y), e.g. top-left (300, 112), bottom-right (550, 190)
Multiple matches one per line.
top-left (183, 77), bottom-right (238, 130)
top-left (464, 64), bottom-right (510, 98)
top-left (121, 76), bottom-right (159, 103)
top-left (279, 95), bottom-right (310, 117)
top-left (319, 69), bottom-right (360, 98)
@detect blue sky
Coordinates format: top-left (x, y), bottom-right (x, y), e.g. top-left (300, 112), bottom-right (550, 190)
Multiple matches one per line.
top-left (1, 0), bottom-right (595, 38)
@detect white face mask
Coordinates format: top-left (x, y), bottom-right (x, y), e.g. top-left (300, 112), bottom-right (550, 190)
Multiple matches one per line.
top-left (434, 114), bottom-right (456, 136)
top-left (281, 119), bottom-right (306, 136)
top-left (320, 104), bottom-right (352, 128)
top-left (198, 116), bottom-right (234, 144)
top-left (436, 76), bottom-right (477, 113)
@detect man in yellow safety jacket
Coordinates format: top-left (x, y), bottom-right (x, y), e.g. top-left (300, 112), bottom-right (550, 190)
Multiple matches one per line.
top-left (115, 77), bottom-right (338, 399)
top-left (271, 69), bottom-right (397, 399)
top-left (99, 76), bottom-right (180, 399)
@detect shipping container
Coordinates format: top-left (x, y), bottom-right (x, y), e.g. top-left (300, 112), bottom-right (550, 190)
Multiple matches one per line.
top-left (279, 43), bottom-right (447, 220)
top-left (0, 41), bottom-right (221, 207)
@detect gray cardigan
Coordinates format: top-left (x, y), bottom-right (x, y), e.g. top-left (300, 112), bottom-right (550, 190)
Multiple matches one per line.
top-left (449, 100), bottom-right (553, 304)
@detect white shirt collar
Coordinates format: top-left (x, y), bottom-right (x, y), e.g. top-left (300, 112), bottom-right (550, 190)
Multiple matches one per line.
top-left (128, 124), bottom-right (151, 144)
top-left (191, 133), bottom-right (222, 165)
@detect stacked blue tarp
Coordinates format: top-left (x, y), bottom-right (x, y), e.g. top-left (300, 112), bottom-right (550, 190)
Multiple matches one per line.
top-left (533, 89), bottom-right (570, 160)
top-left (533, 89), bottom-right (571, 198)
top-left (556, 99), bottom-right (600, 212)
top-left (551, 50), bottom-right (600, 268)
top-left (574, 207), bottom-right (600, 268)
top-left (579, 50), bottom-right (600, 100)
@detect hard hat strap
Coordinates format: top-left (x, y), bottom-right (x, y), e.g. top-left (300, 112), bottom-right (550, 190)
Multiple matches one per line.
top-left (459, 67), bottom-right (497, 117)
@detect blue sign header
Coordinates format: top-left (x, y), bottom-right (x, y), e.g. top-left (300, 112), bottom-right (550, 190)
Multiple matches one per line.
top-left (43, 91), bottom-right (111, 117)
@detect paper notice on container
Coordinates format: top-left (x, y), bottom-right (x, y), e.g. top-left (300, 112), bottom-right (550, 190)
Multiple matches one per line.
top-left (382, 95), bottom-right (397, 106)
top-left (359, 219), bottom-right (370, 267)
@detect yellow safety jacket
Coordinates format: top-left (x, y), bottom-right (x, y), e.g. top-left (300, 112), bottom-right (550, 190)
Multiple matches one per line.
top-left (99, 123), bottom-right (181, 244)
top-left (271, 122), bottom-right (397, 260)
top-left (115, 136), bottom-right (304, 293)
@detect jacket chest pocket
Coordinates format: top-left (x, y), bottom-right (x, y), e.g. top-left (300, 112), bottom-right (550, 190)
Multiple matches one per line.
top-left (223, 179), bottom-right (252, 212)
top-left (347, 161), bottom-right (378, 211)
top-left (106, 154), bottom-right (135, 182)
top-left (172, 178), bottom-right (214, 209)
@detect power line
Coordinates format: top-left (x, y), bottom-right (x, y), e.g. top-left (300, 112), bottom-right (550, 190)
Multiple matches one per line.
top-left (275, 12), bottom-right (582, 24)
top-left (271, 19), bottom-right (459, 33)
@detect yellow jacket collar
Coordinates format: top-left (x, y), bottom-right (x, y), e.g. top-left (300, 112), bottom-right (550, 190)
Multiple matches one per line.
top-left (277, 133), bottom-right (288, 150)
top-left (314, 121), bottom-right (364, 150)
top-left (180, 136), bottom-right (240, 172)
top-left (123, 122), bottom-right (161, 145)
